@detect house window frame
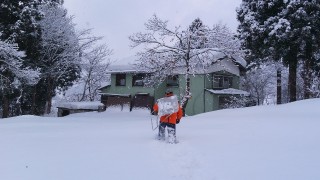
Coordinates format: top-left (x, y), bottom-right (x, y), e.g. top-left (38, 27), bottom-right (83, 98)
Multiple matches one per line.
top-left (166, 75), bottom-right (179, 87)
top-left (132, 73), bottom-right (146, 87)
top-left (213, 75), bottom-right (233, 89)
top-left (115, 74), bottom-right (126, 86)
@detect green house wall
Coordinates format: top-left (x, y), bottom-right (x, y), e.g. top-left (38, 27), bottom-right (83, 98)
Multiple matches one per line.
top-left (104, 74), bottom-right (155, 96)
top-left (178, 75), bottom-right (205, 116)
top-left (102, 71), bottom-right (241, 116)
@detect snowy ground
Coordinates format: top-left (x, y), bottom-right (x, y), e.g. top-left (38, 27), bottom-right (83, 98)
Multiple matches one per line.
top-left (1, 99), bottom-right (320, 180)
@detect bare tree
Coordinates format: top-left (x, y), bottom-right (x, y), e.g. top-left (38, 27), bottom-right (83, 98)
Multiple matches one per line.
top-left (129, 15), bottom-right (242, 111)
top-left (242, 61), bottom-right (285, 105)
top-left (58, 28), bottom-right (112, 102)
top-left (78, 43), bottom-right (112, 101)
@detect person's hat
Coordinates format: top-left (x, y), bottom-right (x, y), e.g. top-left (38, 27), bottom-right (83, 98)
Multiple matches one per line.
top-left (165, 89), bottom-right (173, 95)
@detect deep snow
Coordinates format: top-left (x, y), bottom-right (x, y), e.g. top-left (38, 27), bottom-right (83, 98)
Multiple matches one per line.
top-left (1, 99), bottom-right (320, 180)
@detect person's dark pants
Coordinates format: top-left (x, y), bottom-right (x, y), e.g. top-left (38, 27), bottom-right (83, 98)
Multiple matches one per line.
top-left (158, 122), bottom-right (176, 143)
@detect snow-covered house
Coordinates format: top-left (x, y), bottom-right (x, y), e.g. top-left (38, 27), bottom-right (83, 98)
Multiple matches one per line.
top-left (99, 55), bottom-right (248, 116)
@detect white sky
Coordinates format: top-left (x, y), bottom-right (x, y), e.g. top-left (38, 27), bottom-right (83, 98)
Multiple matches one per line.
top-left (64, 0), bottom-right (242, 64)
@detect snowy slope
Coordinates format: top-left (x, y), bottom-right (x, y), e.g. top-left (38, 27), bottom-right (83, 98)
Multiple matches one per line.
top-left (1, 99), bottom-right (320, 180)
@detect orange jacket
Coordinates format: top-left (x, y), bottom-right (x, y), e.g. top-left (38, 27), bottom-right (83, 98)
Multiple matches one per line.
top-left (153, 102), bottom-right (183, 124)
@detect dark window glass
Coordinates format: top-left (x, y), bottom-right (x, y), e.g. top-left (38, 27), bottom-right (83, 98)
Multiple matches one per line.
top-left (167, 75), bottom-right (179, 87)
top-left (116, 74), bottom-right (126, 86)
top-left (213, 76), bottom-right (223, 88)
top-left (213, 75), bottom-right (232, 88)
top-left (132, 74), bottom-right (146, 86)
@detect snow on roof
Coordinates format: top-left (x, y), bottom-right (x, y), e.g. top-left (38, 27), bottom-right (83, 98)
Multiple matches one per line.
top-left (113, 56), bottom-right (137, 65)
top-left (99, 81), bottom-right (111, 89)
top-left (206, 88), bottom-right (250, 96)
top-left (200, 51), bottom-right (247, 68)
top-left (106, 53), bottom-right (246, 75)
top-left (106, 64), bottom-right (149, 74)
top-left (210, 52), bottom-right (247, 69)
top-left (99, 93), bottom-right (131, 97)
top-left (57, 101), bottom-right (104, 110)
top-left (135, 93), bottom-right (150, 95)
top-left (172, 58), bottom-right (240, 76)
top-left (206, 58), bottom-right (240, 76)
top-left (232, 56), bottom-right (247, 68)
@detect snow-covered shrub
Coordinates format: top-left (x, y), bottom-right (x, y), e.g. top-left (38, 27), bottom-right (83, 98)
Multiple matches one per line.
top-left (222, 95), bottom-right (255, 109)
top-left (310, 72), bottom-right (320, 98)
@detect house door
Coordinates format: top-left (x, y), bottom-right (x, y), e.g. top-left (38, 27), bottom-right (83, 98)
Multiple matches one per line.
top-left (132, 94), bottom-right (154, 110)
top-left (102, 95), bottom-right (131, 109)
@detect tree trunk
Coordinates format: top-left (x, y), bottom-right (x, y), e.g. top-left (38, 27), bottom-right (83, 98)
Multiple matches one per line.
top-left (31, 86), bottom-right (37, 115)
top-left (181, 73), bottom-right (191, 114)
top-left (80, 81), bottom-right (88, 101)
top-left (181, 51), bottom-right (192, 115)
top-left (303, 59), bottom-right (312, 99)
top-left (303, 42), bottom-right (313, 99)
top-left (288, 58), bottom-right (297, 102)
top-left (277, 70), bottom-right (282, 104)
top-left (15, 89), bottom-right (23, 116)
top-left (2, 95), bottom-right (9, 118)
top-left (88, 82), bottom-right (94, 101)
top-left (45, 77), bottom-right (53, 114)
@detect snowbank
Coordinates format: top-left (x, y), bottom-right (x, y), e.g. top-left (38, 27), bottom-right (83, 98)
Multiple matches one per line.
top-left (1, 98), bottom-right (320, 180)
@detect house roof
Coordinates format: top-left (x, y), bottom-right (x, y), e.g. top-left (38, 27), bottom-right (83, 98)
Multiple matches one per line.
top-left (231, 56), bottom-right (247, 68)
top-left (99, 93), bottom-right (131, 97)
top-left (106, 64), bottom-right (149, 74)
top-left (106, 53), bottom-right (246, 76)
top-left (205, 88), bottom-right (250, 96)
top-left (171, 58), bottom-right (241, 76)
top-left (98, 81), bottom-right (111, 90)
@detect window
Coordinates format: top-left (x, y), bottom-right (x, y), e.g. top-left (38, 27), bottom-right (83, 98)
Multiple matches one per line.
top-left (213, 75), bottom-right (233, 88)
top-left (167, 75), bottom-right (179, 87)
top-left (132, 74), bottom-right (146, 86)
top-left (116, 74), bottom-right (126, 86)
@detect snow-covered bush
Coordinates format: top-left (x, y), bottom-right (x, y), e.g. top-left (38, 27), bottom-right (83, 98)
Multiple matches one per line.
top-left (222, 95), bottom-right (254, 109)
top-left (310, 72), bottom-right (320, 98)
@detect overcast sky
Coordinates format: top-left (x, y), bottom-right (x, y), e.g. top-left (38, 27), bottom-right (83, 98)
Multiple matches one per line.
top-left (64, 0), bottom-right (242, 64)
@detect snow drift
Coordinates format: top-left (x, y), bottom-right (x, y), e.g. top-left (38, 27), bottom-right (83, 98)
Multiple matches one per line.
top-left (1, 98), bottom-right (320, 180)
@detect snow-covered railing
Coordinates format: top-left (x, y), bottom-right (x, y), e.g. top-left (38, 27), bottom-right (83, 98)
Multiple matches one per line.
top-left (57, 101), bottom-right (104, 110)
top-left (205, 88), bottom-right (250, 96)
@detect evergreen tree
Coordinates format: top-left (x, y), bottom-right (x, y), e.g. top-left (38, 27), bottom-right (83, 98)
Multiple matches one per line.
top-left (237, 0), bottom-right (320, 102)
top-left (0, 0), bottom-right (78, 116)
top-left (0, 35), bottom-right (39, 118)
top-left (237, 0), bottom-right (286, 64)
top-left (38, 4), bottom-right (81, 114)
top-left (283, 1), bottom-right (320, 99)
top-left (0, 0), bottom-right (43, 116)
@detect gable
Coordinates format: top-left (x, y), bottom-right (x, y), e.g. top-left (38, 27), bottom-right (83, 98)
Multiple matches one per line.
top-left (207, 59), bottom-right (240, 76)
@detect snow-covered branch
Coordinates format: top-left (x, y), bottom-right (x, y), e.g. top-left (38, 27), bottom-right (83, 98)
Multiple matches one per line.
top-left (130, 16), bottom-right (244, 109)
top-left (0, 38), bottom-right (39, 90)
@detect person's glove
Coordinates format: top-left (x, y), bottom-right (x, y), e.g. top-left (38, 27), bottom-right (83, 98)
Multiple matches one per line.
top-left (176, 118), bottom-right (180, 124)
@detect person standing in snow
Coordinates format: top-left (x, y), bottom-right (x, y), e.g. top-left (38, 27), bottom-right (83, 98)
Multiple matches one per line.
top-left (153, 89), bottom-right (183, 143)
